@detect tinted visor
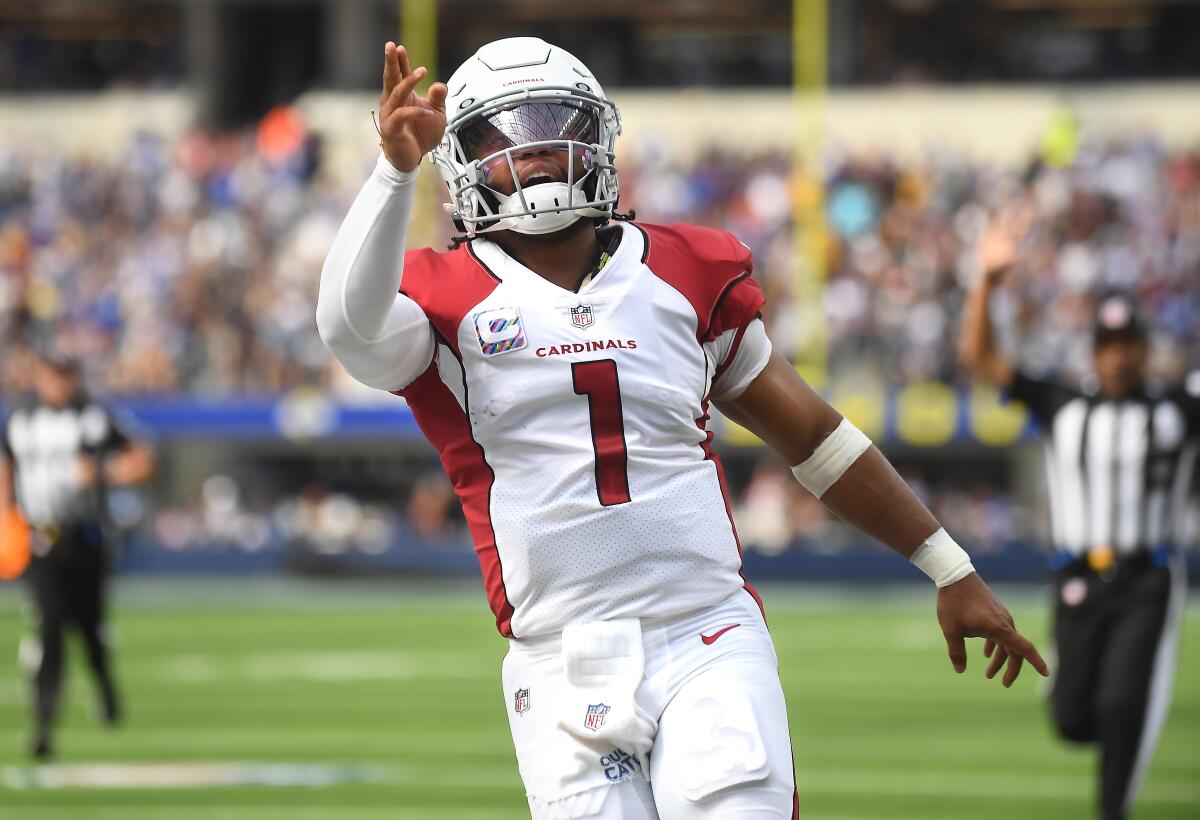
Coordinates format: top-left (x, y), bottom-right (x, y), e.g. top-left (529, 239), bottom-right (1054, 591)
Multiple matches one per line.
top-left (459, 100), bottom-right (600, 163)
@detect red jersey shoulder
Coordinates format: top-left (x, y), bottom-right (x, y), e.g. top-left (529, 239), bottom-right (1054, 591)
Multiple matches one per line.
top-left (638, 222), bottom-right (752, 274)
top-left (636, 222), bottom-right (763, 342)
top-left (400, 244), bottom-right (500, 351)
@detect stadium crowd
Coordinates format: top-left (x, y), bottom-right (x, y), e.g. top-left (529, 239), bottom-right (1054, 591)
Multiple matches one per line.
top-left (1, 118), bottom-right (1197, 558)
top-left (1, 120), bottom-right (1198, 397)
top-left (125, 456), bottom-right (1031, 563)
top-left (623, 131), bottom-right (1200, 388)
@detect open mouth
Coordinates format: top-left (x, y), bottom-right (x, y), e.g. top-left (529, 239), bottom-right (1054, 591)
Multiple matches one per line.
top-left (520, 170), bottom-right (563, 187)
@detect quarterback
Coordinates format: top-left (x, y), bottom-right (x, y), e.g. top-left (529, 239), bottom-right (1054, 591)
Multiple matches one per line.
top-left (317, 37), bottom-right (1048, 820)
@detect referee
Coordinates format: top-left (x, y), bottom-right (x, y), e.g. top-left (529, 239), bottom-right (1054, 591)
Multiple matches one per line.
top-left (0, 352), bottom-right (153, 759)
top-left (961, 243), bottom-right (1197, 820)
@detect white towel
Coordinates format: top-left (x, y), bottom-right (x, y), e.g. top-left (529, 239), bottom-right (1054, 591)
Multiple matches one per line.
top-left (556, 618), bottom-right (657, 762)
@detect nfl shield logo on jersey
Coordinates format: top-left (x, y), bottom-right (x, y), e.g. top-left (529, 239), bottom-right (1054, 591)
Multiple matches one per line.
top-left (570, 304), bottom-right (594, 329)
top-left (513, 688), bottom-right (530, 716)
top-left (584, 703), bottom-right (610, 732)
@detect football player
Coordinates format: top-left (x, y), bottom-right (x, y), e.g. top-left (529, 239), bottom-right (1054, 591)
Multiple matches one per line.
top-left (317, 37), bottom-right (1048, 820)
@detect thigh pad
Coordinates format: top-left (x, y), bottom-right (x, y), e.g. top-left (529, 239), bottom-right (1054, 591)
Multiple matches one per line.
top-left (668, 679), bottom-right (771, 803)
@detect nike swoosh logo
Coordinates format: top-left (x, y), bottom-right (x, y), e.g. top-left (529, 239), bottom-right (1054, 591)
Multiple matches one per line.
top-left (700, 624), bottom-right (742, 645)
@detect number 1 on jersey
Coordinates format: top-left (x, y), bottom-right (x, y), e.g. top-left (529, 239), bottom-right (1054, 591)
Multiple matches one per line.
top-left (572, 360), bottom-right (632, 506)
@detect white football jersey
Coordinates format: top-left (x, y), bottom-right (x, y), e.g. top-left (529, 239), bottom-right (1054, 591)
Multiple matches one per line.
top-left (398, 221), bottom-right (770, 638)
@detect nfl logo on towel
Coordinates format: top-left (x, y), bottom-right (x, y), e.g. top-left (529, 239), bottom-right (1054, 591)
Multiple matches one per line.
top-left (584, 703), bottom-right (610, 731)
top-left (514, 688), bottom-right (530, 716)
top-left (570, 304), bottom-right (594, 329)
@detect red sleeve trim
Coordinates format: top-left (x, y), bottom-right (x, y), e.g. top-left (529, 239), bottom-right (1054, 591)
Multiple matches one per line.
top-left (399, 245), bottom-right (500, 356)
top-left (396, 348), bottom-right (516, 638)
top-left (638, 222), bottom-right (765, 343)
top-left (707, 272), bottom-right (765, 343)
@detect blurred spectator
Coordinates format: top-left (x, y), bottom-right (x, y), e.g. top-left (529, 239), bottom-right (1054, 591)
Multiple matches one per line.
top-left (1, 124), bottom-right (1196, 397)
top-left (627, 136), bottom-right (1200, 389)
top-left (3, 117), bottom-right (1196, 564)
top-left (733, 457), bottom-right (1037, 556)
top-left (407, 472), bottom-right (458, 543)
top-left (0, 117), bottom-right (337, 396)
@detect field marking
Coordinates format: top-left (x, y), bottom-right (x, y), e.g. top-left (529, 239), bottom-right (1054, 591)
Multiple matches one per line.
top-left (154, 650), bottom-right (493, 683)
top-left (6, 761), bottom-right (1196, 808)
top-left (802, 816), bottom-right (947, 820)
top-left (1, 584), bottom-right (1195, 820)
top-left (0, 761), bottom-right (517, 791)
top-left (3, 810), bottom-right (529, 820)
top-left (34, 727), bottom-right (513, 746)
top-left (33, 725), bottom-right (1197, 773)
top-left (2, 762), bottom-right (382, 790)
top-left (795, 769), bottom-right (1200, 804)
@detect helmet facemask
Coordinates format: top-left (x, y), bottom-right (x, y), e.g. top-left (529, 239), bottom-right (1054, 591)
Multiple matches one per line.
top-left (434, 89), bottom-right (620, 237)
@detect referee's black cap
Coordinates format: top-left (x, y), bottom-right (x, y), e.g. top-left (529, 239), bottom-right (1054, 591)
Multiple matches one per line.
top-left (1093, 291), bottom-right (1147, 345)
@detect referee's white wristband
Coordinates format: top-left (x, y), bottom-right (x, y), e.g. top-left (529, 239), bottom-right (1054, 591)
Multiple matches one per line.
top-left (790, 417), bottom-right (872, 498)
top-left (910, 528), bottom-right (975, 587)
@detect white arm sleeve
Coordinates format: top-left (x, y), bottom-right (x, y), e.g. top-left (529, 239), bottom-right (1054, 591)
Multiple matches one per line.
top-left (707, 319), bottom-right (772, 402)
top-left (316, 154), bottom-right (435, 392)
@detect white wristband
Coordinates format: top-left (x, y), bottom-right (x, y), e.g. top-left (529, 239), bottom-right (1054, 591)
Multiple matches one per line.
top-left (910, 528), bottom-right (975, 587)
top-left (790, 418), bottom-right (872, 498)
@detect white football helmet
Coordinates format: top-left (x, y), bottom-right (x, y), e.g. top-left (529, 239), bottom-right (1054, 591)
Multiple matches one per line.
top-left (432, 37), bottom-right (622, 236)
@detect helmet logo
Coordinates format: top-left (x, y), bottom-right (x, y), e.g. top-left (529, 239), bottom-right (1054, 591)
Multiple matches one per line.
top-left (501, 77), bottom-right (544, 87)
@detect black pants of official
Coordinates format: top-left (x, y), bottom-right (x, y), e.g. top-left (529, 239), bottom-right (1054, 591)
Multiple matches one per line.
top-left (1050, 556), bottom-right (1179, 820)
top-left (26, 523), bottom-right (119, 742)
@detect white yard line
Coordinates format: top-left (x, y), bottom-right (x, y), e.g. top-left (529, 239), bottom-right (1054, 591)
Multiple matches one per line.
top-left (7, 810), bottom-right (529, 820)
top-left (795, 769), bottom-right (1200, 803)
top-left (8, 761), bottom-right (1195, 805)
top-left (152, 650), bottom-right (493, 683)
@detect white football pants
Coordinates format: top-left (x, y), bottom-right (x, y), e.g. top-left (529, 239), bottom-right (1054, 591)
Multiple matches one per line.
top-left (502, 589), bottom-right (798, 819)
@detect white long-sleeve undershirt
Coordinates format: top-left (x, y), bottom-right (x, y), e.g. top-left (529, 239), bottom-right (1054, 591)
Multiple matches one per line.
top-left (316, 155), bottom-right (435, 392)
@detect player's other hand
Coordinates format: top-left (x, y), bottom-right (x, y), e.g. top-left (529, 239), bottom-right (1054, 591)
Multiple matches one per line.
top-left (936, 572), bottom-right (1049, 687)
top-left (379, 41), bottom-right (448, 173)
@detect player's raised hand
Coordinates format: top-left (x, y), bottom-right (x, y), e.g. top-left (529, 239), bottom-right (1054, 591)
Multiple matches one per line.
top-left (936, 572), bottom-right (1049, 687)
top-left (979, 204), bottom-right (1032, 283)
top-left (379, 41), bottom-right (448, 173)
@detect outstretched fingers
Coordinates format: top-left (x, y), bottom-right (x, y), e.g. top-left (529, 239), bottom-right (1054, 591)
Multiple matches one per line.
top-left (426, 82), bottom-right (448, 113)
top-left (395, 43), bottom-right (412, 77)
top-left (382, 66), bottom-right (428, 119)
top-left (984, 624), bottom-right (1051, 686)
top-left (945, 630), bottom-right (967, 674)
top-left (382, 42), bottom-right (401, 102)
top-left (383, 104), bottom-right (436, 131)
top-left (1002, 653), bottom-right (1025, 688)
top-left (944, 616), bottom-right (1048, 684)
top-left (376, 48), bottom-right (446, 171)
top-left (994, 626), bottom-right (1050, 681)
top-left (985, 645), bottom-right (1007, 680)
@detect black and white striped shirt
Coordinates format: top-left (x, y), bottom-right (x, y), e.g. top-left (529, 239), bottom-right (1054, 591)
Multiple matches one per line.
top-left (2, 398), bottom-right (131, 528)
top-left (1010, 372), bottom-right (1200, 557)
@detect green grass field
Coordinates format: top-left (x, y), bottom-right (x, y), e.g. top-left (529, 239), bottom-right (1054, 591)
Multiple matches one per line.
top-left (0, 579), bottom-right (1196, 820)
